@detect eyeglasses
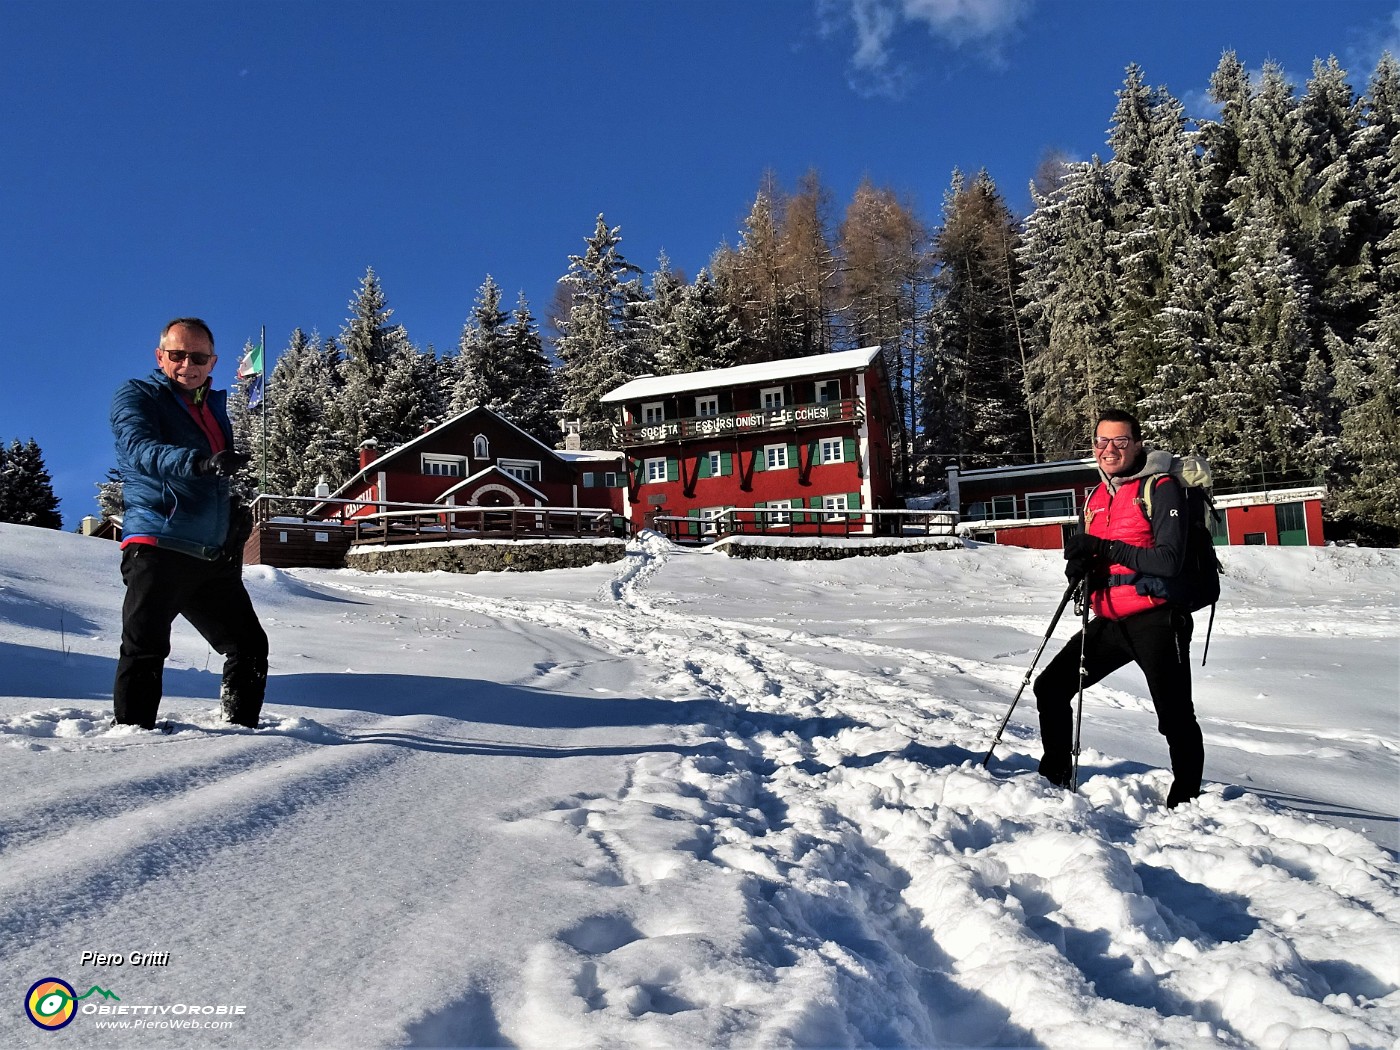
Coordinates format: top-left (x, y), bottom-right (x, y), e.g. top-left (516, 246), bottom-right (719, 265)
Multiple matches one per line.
top-left (1093, 436), bottom-right (1135, 450)
top-left (163, 350), bottom-right (213, 366)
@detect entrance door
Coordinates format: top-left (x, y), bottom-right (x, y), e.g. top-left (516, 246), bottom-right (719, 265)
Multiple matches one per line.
top-left (1275, 502), bottom-right (1308, 546)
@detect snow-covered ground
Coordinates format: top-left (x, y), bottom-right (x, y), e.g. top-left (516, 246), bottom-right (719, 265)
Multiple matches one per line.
top-left (1, 522), bottom-right (1396, 1049)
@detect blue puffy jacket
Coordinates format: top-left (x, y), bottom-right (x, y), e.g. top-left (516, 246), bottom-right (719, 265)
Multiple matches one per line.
top-left (111, 370), bottom-right (234, 559)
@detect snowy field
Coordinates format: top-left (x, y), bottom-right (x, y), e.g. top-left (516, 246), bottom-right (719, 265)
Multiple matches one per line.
top-left (1, 522), bottom-right (1397, 1049)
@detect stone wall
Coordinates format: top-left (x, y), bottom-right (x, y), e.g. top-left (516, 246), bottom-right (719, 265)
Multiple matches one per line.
top-left (345, 540), bottom-right (626, 574)
top-left (716, 537), bottom-right (965, 561)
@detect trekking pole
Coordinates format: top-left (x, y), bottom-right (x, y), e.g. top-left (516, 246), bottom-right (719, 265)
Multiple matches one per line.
top-left (982, 577), bottom-right (1082, 768)
top-left (1070, 581), bottom-right (1091, 792)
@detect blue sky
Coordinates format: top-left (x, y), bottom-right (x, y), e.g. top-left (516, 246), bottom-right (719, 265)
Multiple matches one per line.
top-left (4, 0), bottom-right (1397, 525)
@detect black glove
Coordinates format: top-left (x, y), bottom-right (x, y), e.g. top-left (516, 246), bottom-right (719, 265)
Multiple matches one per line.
top-left (197, 450), bottom-right (250, 477)
top-left (1064, 532), bottom-right (1109, 582)
top-left (1063, 532), bottom-right (1108, 561)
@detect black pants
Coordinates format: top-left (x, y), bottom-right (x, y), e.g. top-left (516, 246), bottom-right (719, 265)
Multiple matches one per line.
top-left (113, 545), bottom-right (268, 729)
top-left (1033, 604), bottom-right (1202, 795)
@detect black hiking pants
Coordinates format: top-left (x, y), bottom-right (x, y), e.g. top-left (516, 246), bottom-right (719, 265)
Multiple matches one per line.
top-left (113, 545), bottom-right (268, 730)
top-left (1033, 604), bottom-right (1203, 798)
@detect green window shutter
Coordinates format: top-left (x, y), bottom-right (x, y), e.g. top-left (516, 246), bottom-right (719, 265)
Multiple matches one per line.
top-left (786, 443), bottom-right (798, 469)
top-left (721, 452), bottom-right (733, 476)
top-left (847, 492), bottom-right (861, 508)
top-left (666, 458), bottom-right (679, 482)
top-left (698, 454), bottom-right (712, 480)
top-left (807, 441), bottom-right (818, 467)
top-left (753, 449), bottom-right (765, 472)
top-left (686, 508), bottom-right (700, 536)
top-left (843, 437), bottom-right (856, 462)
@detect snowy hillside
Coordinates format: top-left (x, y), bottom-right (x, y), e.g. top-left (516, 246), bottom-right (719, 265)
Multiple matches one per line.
top-left (1, 523), bottom-right (1396, 1049)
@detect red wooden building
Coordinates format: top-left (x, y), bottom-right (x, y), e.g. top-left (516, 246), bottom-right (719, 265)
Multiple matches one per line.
top-left (322, 406), bottom-right (624, 517)
top-left (948, 459), bottom-right (1327, 548)
top-left (601, 346), bottom-right (897, 536)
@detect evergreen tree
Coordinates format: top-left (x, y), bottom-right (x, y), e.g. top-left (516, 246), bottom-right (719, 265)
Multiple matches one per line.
top-left (95, 467), bottom-right (124, 521)
top-left (554, 214), bottom-right (646, 447)
top-left (500, 292), bottom-right (562, 446)
top-left (1019, 157), bottom-right (1121, 456)
top-left (712, 173), bottom-right (799, 363)
top-left (448, 275), bottom-right (513, 414)
top-left (335, 268), bottom-right (433, 467)
top-left (0, 438), bottom-right (63, 529)
top-left (261, 330), bottom-right (349, 496)
top-left (643, 254), bottom-right (688, 375)
top-left (922, 170), bottom-right (1034, 473)
top-left (669, 269), bottom-right (746, 375)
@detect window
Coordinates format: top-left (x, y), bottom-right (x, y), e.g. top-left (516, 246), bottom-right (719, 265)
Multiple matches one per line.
top-left (498, 459), bottom-right (540, 483)
top-left (603, 472), bottom-right (618, 488)
top-left (761, 386), bottom-right (785, 411)
top-left (1026, 490), bottom-right (1075, 519)
top-left (765, 500), bottom-right (793, 527)
top-left (695, 395), bottom-right (719, 417)
top-left (422, 455), bottom-right (466, 477)
top-left (991, 495), bottom-right (1017, 520)
top-left (645, 457), bottom-right (668, 483)
top-left (700, 507), bottom-right (726, 536)
top-left (642, 402), bottom-right (665, 424)
top-left (708, 451), bottom-right (722, 476)
top-left (820, 438), bottom-right (844, 464)
top-left (815, 379), bottom-right (840, 404)
top-left (822, 494), bottom-right (848, 522)
top-left (764, 444), bottom-right (788, 470)
top-left (472, 435), bottom-right (490, 460)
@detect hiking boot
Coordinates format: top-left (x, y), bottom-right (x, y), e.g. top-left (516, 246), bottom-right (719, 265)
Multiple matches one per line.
top-left (1165, 781), bottom-right (1200, 809)
top-left (1039, 756), bottom-right (1073, 790)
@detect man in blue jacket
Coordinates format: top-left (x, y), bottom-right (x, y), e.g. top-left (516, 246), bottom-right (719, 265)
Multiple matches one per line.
top-left (111, 317), bottom-right (267, 729)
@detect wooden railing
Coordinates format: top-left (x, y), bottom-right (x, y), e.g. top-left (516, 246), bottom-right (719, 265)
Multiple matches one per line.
top-left (649, 507), bottom-right (958, 544)
top-left (349, 506), bottom-right (626, 545)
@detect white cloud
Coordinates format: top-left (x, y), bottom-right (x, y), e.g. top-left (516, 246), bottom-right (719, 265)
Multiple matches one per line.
top-left (819, 0), bottom-right (1033, 98)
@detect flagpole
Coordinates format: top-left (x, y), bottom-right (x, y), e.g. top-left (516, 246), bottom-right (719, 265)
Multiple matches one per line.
top-left (260, 325), bottom-right (267, 494)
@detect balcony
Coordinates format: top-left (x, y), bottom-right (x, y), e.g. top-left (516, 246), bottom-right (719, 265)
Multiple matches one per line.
top-left (618, 398), bottom-right (864, 447)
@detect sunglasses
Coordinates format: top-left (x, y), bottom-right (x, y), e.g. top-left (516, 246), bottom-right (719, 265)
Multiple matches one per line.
top-left (1093, 436), bottom-right (1134, 450)
top-left (164, 350), bottom-right (213, 366)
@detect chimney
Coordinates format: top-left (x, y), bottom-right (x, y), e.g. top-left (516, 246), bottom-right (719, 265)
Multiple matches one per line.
top-left (561, 418), bottom-right (582, 452)
top-left (314, 476), bottom-right (331, 499)
top-left (358, 439), bottom-right (379, 470)
top-left (80, 515), bottom-right (101, 536)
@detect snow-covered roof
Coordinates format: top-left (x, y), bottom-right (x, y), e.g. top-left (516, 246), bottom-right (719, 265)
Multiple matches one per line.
top-left (601, 346), bottom-right (883, 403)
top-left (554, 449), bottom-right (623, 464)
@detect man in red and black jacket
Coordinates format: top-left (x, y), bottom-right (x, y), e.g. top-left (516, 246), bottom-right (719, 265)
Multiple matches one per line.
top-left (1033, 408), bottom-right (1204, 808)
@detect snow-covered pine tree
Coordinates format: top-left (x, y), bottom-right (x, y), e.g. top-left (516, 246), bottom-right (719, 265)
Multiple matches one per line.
top-left (448, 275), bottom-right (512, 415)
top-left (1104, 67), bottom-right (1204, 405)
top-left (335, 268), bottom-right (436, 470)
top-left (923, 169), bottom-right (1034, 472)
top-left (1207, 201), bottom-right (1314, 488)
top-left (500, 292), bottom-right (562, 446)
top-left (260, 330), bottom-right (350, 496)
top-left (644, 253), bottom-right (687, 376)
top-left (95, 467), bottom-right (124, 522)
top-left (554, 215), bottom-right (647, 447)
top-left (0, 438), bottom-right (62, 529)
top-left (672, 269), bottom-right (746, 376)
top-left (1019, 157), bottom-right (1121, 457)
